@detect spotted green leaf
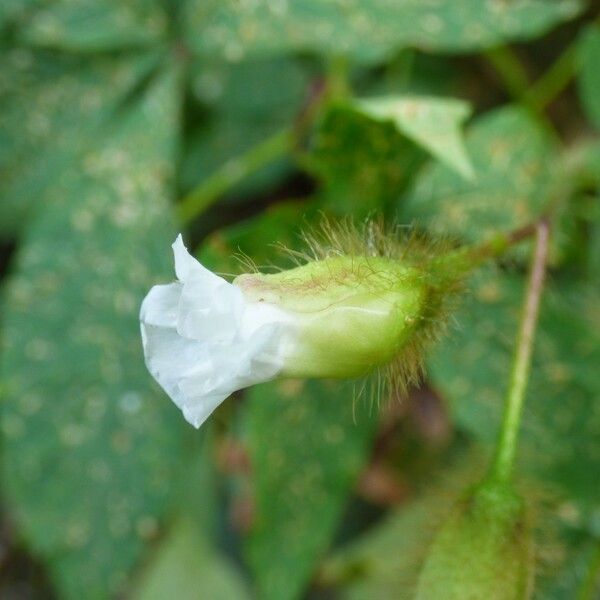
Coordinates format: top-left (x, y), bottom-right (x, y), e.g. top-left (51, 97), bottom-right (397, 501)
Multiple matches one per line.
top-left (0, 67), bottom-right (187, 598)
top-left (186, 0), bottom-right (581, 63)
top-left (309, 104), bottom-right (425, 215)
top-left (353, 96), bottom-right (473, 179)
top-left (0, 49), bottom-right (158, 236)
top-left (132, 517), bottom-right (249, 600)
top-left (182, 57), bottom-right (310, 202)
top-left (0, 0), bottom-right (40, 28)
top-left (428, 270), bottom-right (600, 510)
top-left (244, 379), bottom-right (379, 600)
top-left (402, 106), bottom-right (559, 243)
top-left (578, 26), bottom-right (600, 130)
top-left (17, 0), bottom-right (166, 51)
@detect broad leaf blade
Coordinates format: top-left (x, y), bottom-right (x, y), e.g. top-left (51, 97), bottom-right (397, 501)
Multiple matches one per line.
top-left (17, 0), bottom-right (166, 51)
top-left (187, 0), bottom-right (581, 63)
top-left (182, 57), bottom-right (310, 202)
top-left (0, 49), bottom-right (158, 235)
top-left (1, 67), bottom-right (186, 598)
top-left (354, 96), bottom-right (473, 179)
top-left (0, 0), bottom-right (40, 28)
top-left (244, 379), bottom-right (378, 600)
top-left (402, 106), bottom-right (559, 243)
top-left (132, 518), bottom-right (249, 600)
top-left (309, 104), bottom-right (425, 215)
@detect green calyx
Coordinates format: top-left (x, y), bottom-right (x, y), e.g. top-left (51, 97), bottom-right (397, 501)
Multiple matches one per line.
top-left (234, 255), bottom-right (429, 379)
top-left (416, 479), bottom-right (533, 600)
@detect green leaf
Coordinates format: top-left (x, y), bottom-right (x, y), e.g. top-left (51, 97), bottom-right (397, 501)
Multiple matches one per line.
top-left (132, 517), bottom-right (249, 600)
top-left (320, 451), bottom-right (483, 600)
top-left (402, 106), bottom-right (558, 243)
top-left (536, 533), bottom-right (600, 600)
top-left (321, 493), bottom-right (441, 599)
top-left (1, 67), bottom-right (187, 598)
top-left (578, 25), bottom-right (600, 130)
top-left (427, 270), bottom-right (600, 510)
top-left (309, 104), bottom-right (425, 216)
top-left (17, 0), bottom-right (166, 51)
top-left (132, 428), bottom-right (247, 599)
top-left (199, 201), bottom-right (311, 275)
top-left (182, 57), bottom-right (310, 201)
top-left (244, 379), bottom-right (379, 600)
top-left (186, 0), bottom-right (581, 63)
top-left (0, 0), bottom-right (40, 28)
top-left (353, 96), bottom-right (473, 179)
top-left (0, 49), bottom-right (158, 236)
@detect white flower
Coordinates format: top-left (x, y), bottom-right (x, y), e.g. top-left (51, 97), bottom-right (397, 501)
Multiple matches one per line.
top-left (140, 235), bottom-right (291, 428)
top-left (141, 231), bottom-right (439, 429)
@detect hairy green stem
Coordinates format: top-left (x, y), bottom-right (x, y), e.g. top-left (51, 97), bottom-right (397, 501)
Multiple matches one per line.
top-left (178, 128), bottom-right (293, 224)
top-left (489, 219), bottom-right (550, 483)
top-left (432, 220), bottom-right (539, 278)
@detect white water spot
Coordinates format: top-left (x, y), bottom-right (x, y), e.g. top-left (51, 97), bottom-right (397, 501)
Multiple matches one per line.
top-left (120, 392), bottom-right (142, 414)
top-left (193, 71), bottom-right (224, 102)
top-left (2, 414), bottom-right (25, 438)
top-left (19, 393), bottom-right (43, 415)
top-left (71, 208), bottom-right (95, 231)
top-left (109, 512), bottom-right (131, 537)
top-left (422, 13), bottom-right (443, 34)
top-left (90, 459), bottom-right (111, 482)
top-left (85, 394), bottom-right (107, 422)
top-left (114, 290), bottom-right (136, 314)
top-left (25, 338), bottom-right (53, 361)
top-left (60, 424), bottom-right (86, 447)
top-left (224, 41), bottom-right (244, 62)
top-left (66, 520), bottom-right (90, 548)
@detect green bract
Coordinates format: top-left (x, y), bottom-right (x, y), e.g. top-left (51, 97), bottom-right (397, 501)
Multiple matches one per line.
top-left (234, 255), bottom-right (429, 379)
top-left (416, 480), bottom-right (533, 600)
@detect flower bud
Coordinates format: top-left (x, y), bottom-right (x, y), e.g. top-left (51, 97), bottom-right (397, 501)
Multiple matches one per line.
top-left (233, 256), bottom-right (426, 379)
top-left (140, 232), bottom-right (449, 428)
top-left (416, 480), bottom-right (533, 600)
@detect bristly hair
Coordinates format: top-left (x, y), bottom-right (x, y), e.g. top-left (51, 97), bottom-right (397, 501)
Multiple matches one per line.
top-left (282, 215), bottom-right (466, 402)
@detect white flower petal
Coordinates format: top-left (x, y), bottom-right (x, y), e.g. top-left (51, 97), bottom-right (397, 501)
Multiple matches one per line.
top-left (140, 283), bottom-right (181, 328)
top-left (177, 275), bottom-right (243, 343)
top-left (140, 235), bottom-right (294, 428)
top-left (172, 234), bottom-right (214, 282)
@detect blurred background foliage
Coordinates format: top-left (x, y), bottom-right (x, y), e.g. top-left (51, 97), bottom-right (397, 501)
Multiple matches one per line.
top-left (0, 1), bottom-right (599, 598)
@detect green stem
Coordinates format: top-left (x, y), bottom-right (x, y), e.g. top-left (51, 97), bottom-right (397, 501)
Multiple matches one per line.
top-left (325, 54), bottom-right (351, 100)
top-left (178, 128), bottom-right (293, 225)
top-left (489, 219), bottom-right (550, 483)
top-left (485, 40), bottom-right (577, 139)
top-left (431, 220), bottom-right (538, 278)
top-left (485, 46), bottom-right (531, 101)
top-left (524, 41), bottom-right (579, 113)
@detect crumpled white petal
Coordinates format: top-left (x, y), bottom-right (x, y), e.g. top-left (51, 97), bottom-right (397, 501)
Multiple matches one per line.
top-left (140, 235), bottom-right (292, 428)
